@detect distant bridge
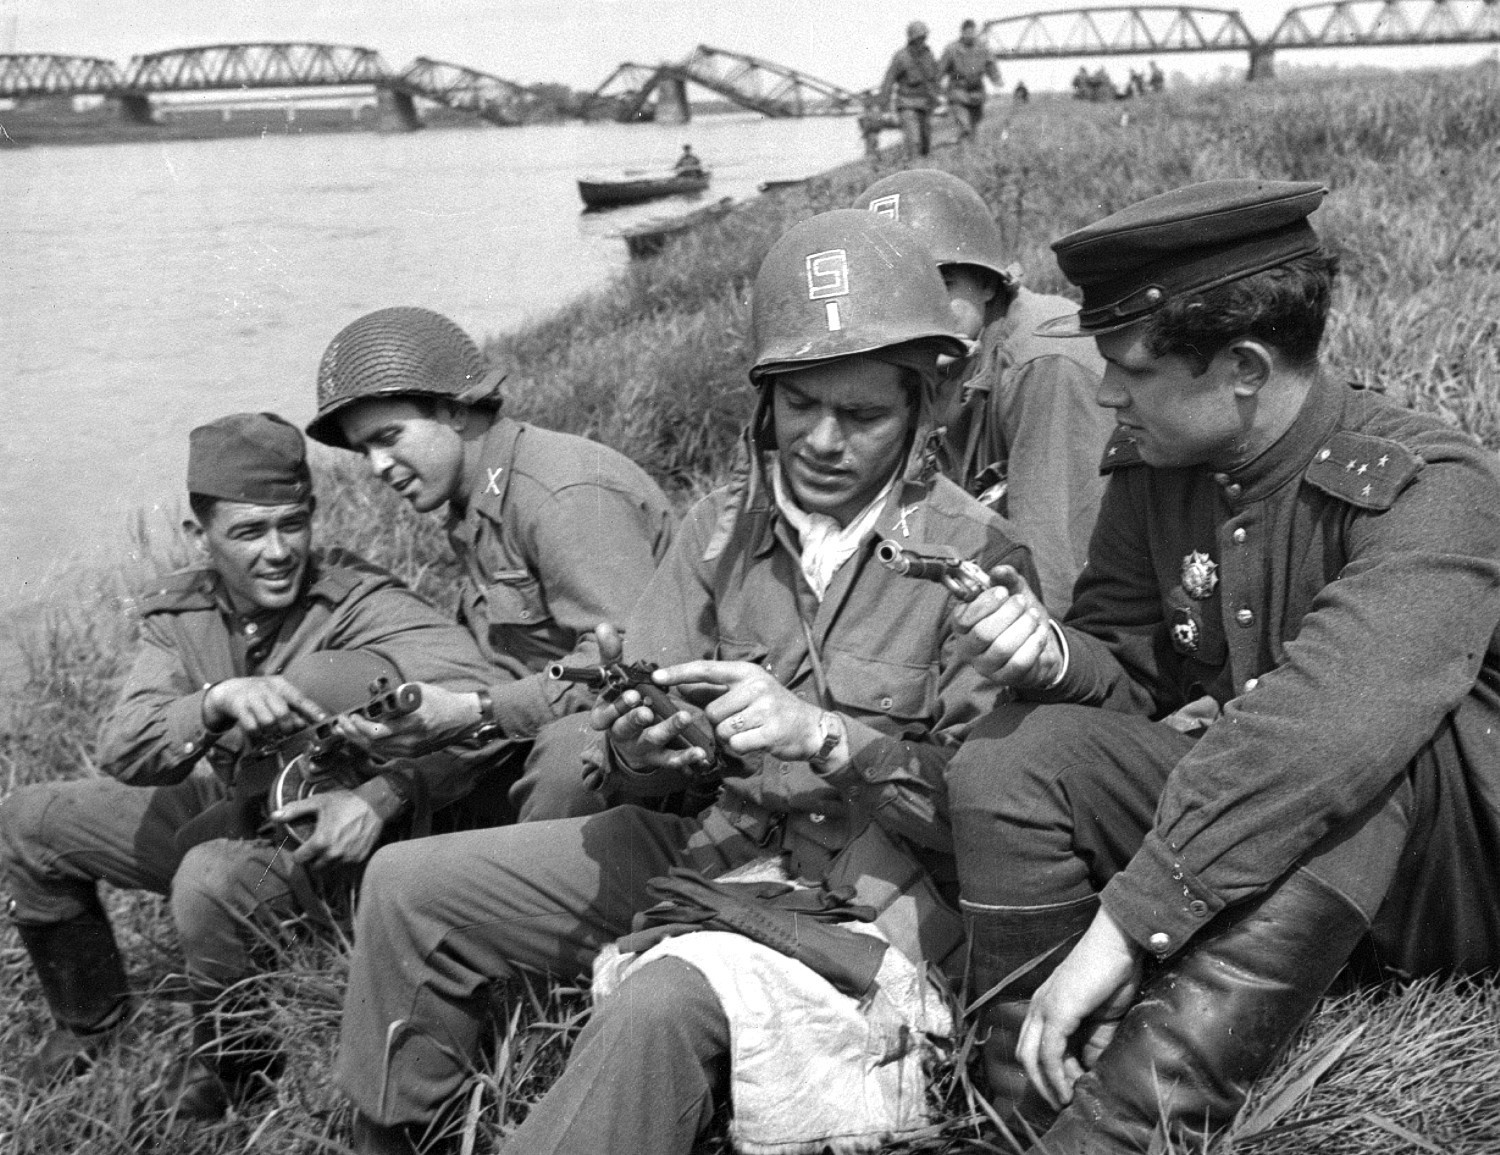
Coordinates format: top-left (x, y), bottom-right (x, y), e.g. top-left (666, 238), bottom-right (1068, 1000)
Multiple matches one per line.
top-left (0, 41), bottom-right (556, 127)
top-left (984, 0), bottom-right (1500, 79)
top-left (588, 45), bottom-right (860, 122)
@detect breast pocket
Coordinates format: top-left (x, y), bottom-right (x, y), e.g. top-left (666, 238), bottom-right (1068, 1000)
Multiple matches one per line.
top-left (822, 647), bottom-right (937, 733)
top-left (481, 569), bottom-right (552, 630)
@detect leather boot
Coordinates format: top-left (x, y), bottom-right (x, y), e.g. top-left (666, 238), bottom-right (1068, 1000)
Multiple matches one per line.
top-left (1031, 869), bottom-right (1370, 1155)
top-left (14, 904), bottom-right (132, 1086)
top-left (351, 1113), bottom-right (423, 1154)
top-left (964, 894), bottom-right (1100, 1143)
top-left (159, 999), bottom-right (285, 1122)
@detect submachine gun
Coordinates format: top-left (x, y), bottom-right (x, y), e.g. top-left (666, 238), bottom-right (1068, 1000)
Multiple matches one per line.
top-left (875, 539), bottom-right (993, 602)
top-left (547, 660), bottom-right (746, 798)
top-left (174, 675), bottom-right (423, 852)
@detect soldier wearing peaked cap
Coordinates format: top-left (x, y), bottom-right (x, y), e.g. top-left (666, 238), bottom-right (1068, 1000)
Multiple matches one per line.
top-left (308, 307), bottom-right (675, 823)
top-left (336, 211), bottom-right (1032, 1154)
top-left (944, 179), bottom-right (1500, 1152)
top-left (0, 413), bottom-right (508, 1123)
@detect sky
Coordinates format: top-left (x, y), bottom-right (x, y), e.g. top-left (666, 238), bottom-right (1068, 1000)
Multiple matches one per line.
top-left (8, 0), bottom-right (1495, 94)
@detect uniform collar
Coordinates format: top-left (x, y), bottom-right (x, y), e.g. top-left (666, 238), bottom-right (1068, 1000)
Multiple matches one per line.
top-left (451, 415), bottom-right (523, 531)
top-left (1213, 372), bottom-right (1342, 504)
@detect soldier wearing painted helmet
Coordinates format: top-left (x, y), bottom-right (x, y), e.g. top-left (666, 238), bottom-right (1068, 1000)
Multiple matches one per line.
top-left (334, 210), bottom-right (1036, 1154)
top-left (0, 412), bottom-right (504, 1124)
top-left (854, 168), bottom-right (1114, 613)
top-left (878, 20), bottom-right (943, 157)
top-left (307, 306), bottom-right (674, 822)
top-left (947, 178), bottom-right (1500, 1153)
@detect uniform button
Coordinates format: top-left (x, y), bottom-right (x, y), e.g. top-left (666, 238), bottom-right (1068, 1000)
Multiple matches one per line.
top-left (1236, 608), bottom-right (1254, 627)
top-left (183, 741), bottom-right (195, 753)
top-left (809, 812), bottom-right (827, 824)
top-left (879, 696), bottom-right (894, 710)
top-left (518, 609), bottom-right (531, 620)
top-left (1188, 899), bottom-right (1209, 917)
top-left (1213, 472), bottom-right (1230, 486)
top-left (1244, 677), bottom-right (1259, 692)
top-left (244, 622), bottom-right (258, 636)
top-left (1149, 932), bottom-right (1171, 953)
top-left (1225, 483), bottom-right (1243, 499)
top-left (1317, 447), bottom-right (1332, 462)
top-left (1232, 528), bottom-right (1247, 544)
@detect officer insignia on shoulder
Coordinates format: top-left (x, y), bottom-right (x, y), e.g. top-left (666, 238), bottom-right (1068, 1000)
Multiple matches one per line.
top-left (1100, 427), bottom-right (1143, 473)
top-left (1305, 431), bottom-right (1421, 510)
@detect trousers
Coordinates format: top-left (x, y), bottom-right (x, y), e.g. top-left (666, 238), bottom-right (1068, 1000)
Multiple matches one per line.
top-left (334, 803), bottom-right (761, 1127)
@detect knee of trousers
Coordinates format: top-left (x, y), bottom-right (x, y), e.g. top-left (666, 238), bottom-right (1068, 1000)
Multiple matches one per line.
top-left (948, 703), bottom-right (1124, 826)
top-left (170, 840), bottom-right (277, 981)
top-left (0, 784), bottom-right (100, 924)
top-left (514, 715), bottom-right (608, 822)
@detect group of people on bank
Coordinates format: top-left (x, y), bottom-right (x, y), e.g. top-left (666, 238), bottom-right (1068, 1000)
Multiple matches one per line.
top-left (4, 161), bottom-right (1500, 1155)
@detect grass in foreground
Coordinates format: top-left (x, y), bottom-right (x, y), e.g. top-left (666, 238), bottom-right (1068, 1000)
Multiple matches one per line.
top-left (3, 64), bottom-right (1500, 1153)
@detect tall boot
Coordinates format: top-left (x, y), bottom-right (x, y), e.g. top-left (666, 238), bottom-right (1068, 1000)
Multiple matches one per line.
top-left (1031, 869), bottom-right (1370, 1155)
top-left (964, 894), bottom-right (1100, 1144)
top-left (14, 902), bottom-right (132, 1086)
top-left (159, 997), bottom-right (285, 1122)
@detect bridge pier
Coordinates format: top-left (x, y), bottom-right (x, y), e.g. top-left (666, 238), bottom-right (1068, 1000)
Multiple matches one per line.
top-left (118, 94), bottom-right (156, 124)
top-left (655, 76), bottom-right (691, 123)
top-left (378, 89), bottom-right (423, 131)
top-left (1247, 45), bottom-right (1276, 80)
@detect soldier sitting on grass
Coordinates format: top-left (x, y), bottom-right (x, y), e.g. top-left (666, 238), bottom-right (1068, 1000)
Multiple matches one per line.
top-left (0, 412), bottom-right (505, 1124)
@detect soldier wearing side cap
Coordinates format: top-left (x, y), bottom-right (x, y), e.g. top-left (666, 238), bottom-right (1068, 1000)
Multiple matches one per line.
top-left (943, 180), bottom-right (1500, 1152)
top-left (878, 21), bottom-right (943, 158)
top-left (336, 211), bottom-right (1031, 1154)
top-left (307, 307), bottom-right (675, 823)
top-left (0, 413), bottom-right (506, 1124)
top-left (854, 169), bottom-right (1113, 614)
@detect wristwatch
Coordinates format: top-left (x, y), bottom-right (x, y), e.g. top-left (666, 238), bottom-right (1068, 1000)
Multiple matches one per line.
top-left (808, 711), bottom-right (845, 769)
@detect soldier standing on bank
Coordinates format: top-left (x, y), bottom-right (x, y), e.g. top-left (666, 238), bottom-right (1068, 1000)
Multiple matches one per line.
top-left (938, 19), bottom-right (1002, 143)
top-left (879, 21), bottom-right (943, 158)
top-left (947, 179), bottom-right (1500, 1152)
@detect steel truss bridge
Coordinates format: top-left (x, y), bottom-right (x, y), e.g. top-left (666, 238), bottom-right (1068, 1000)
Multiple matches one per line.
top-left (588, 45), bottom-right (860, 122)
top-left (984, 0), bottom-right (1500, 79)
top-left (0, 41), bottom-right (556, 127)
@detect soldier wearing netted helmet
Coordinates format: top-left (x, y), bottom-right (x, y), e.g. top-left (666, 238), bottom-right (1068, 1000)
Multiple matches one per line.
top-left (307, 306), bottom-right (674, 822)
top-left (854, 168), bottom-right (1113, 613)
top-left (335, 210), bottom-right (1033, 1154)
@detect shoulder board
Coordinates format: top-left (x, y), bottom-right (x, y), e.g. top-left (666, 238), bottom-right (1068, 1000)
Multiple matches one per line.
top-left (1100, 427), bottom-right (1144, 474)
top-left (1304, 430), bottom-right (1422, 510)
top-left (133, 567), bottom-right (218, 617)
top-left (308, 548), bottom-right (403, 602)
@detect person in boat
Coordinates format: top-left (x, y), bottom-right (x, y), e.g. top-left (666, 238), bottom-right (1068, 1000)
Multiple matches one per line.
top-left (674, 144), bottom-right (705, 179)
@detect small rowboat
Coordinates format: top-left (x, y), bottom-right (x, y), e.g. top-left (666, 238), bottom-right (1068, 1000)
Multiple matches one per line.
top-left (577, 170), bottom-right (711, 210)
top-left (618, 197), bottom-right (736, 260)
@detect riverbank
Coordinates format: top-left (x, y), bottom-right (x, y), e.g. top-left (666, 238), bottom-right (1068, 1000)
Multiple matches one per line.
top-left (2, 67), bottom-right (1499, 1154)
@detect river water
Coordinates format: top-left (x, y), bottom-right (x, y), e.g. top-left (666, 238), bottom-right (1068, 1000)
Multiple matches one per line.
top-left (1, 111), bottom-right (863, 610)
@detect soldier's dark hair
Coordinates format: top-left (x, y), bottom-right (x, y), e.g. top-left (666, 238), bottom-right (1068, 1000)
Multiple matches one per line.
top-left (1143, 248), bottom-right (1339, 375)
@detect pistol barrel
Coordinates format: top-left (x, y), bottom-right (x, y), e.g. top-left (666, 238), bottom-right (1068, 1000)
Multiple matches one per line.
top-left (875, 538), bottom-right (960, 581)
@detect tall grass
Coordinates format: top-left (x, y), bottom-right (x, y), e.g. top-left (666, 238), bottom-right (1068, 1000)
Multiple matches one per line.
top-left (2, 65), bottom-right (1498, 1153)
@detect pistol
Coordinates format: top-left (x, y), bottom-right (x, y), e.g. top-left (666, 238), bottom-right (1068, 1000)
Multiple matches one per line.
top-left (875, 539), bottom-right (992, 602)
top-left (547, 660), bottom-right (718, 756)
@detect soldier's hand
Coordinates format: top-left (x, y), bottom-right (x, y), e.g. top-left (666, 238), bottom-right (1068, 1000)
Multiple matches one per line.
top-left (203, 676), bottom-right (327, 742)
top-left (1017, 908), bottom-right (1144, 1110)
top-left (655, 660), bottom-right (832, 766)
top-left (336, 683), bottom-right (482, 757)
top-left (591, 687), bottom-right (714, 775)
top-left (272, 790), bottom-right (385, 869)
top-left (954, 565), bottom-right (1066, 689)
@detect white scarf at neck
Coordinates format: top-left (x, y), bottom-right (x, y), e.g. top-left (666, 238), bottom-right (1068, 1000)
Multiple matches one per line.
top-left (772, 464), bottom-right (896, 601)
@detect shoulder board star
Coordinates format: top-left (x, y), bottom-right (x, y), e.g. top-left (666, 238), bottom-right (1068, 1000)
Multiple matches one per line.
top-left (1305, 430), bottom-right (1422, 511)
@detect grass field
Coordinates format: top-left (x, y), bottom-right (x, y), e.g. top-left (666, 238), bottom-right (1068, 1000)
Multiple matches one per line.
top-left (3, 64), bottom-right (1499, 1154)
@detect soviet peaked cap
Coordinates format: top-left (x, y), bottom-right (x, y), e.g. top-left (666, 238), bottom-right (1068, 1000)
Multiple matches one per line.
top-left (187, 412), bottom-right (312, 505)
top-left (1041, 179), bottom-right (1329, 336)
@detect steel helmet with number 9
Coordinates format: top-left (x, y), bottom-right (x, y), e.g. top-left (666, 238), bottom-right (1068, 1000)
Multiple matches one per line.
top-left (749, 208), bottom-right (966, 383)
top-left (851, 169), bottom-right (1014, 288)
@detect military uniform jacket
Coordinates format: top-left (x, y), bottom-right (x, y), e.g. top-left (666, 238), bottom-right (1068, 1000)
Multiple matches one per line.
top-left (879, 44), bottom-right (942, 112)
top-left (447, 415), bottom-right (675, 737)
top-left (940, 288), bottom-right (1112, 615)
top-left (1037, 375), bottom-right (1500, 959)
top-left (617, 466), bottom-right (1028, 862)
top-left (99, 549), bottom-right (502, 816)
top-left (937, 39), bottom-right (1000, 104)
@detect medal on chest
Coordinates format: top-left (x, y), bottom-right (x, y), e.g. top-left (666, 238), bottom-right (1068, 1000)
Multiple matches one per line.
top-left (1170, 607), bottom-right (1202, 654)
top-left (1180, 550), bottom-right (1219, 600)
